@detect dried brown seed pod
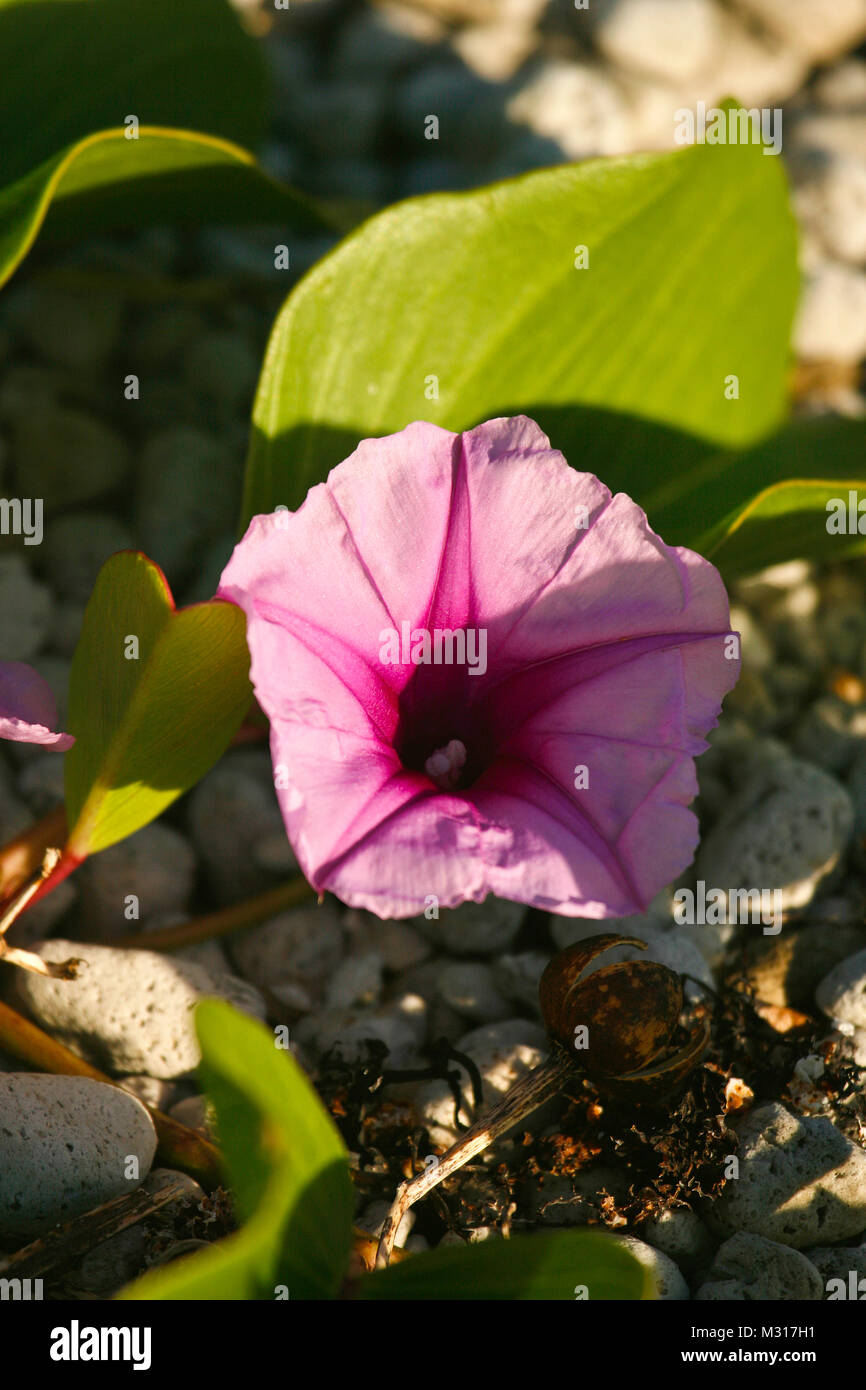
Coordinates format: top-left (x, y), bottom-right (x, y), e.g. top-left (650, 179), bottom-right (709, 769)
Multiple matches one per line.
top-left (539, 933), bottom-right (683, 1077)
top-left (375, 931), bottom-right (711, 1267)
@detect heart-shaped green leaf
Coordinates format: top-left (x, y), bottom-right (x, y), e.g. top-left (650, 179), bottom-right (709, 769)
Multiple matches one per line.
top-left (119, 1001), bottom-right (354, 1300)
top-left (64, 552), bottom-right (251, 858)
top-left (0, 127), bottom-right (335, 292)
top-left (242, 135), bottom-right (798, 521)
top-left (643, 415), bottom-right (866, 578)
top-left (360, 1228), bottom-right (653, 1301)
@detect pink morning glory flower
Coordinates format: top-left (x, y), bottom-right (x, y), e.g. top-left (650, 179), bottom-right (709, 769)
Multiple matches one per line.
top-left (0, 660), bottom-right (73, 751)
top-left (219, 416), bottom-right (739, 920)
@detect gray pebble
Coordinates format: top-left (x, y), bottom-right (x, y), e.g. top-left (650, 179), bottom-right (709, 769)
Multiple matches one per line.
top-left (172, 938), bottom-right (232, 977)
top-left (596, 0), bottom-right (720, 84)
top-left (43, 512), bottom-right (133, 602)
top-left (437, 960), bottom-right (510, 1022)
top-left (11, 406), bottom-right (130, 508)
top-left (613, 1234), bottom-right (689, 1300)
top-left (295, 996), bottom-right (425, 1067)
top-left (74, 822), bottom-right (196, 939)
top-left (549, 901), bottom-right (670, 953)
top-left (815, 946), bottom-right (866, 1026)
top-left (330, 3), bottom-right (445, 79)
top-left (708, 1102), bottom-right (866, 1248)
top-left (298, 81), bottom-right (386, 160)
top-left (135, 427), bottom-right (238, 585)
top-left (11, 939), bottom-right (267, 1078)
top-left (118, 1074), bottom-right (189, 1112)
top-left (130, 306), bottom-right (204, 369)
top-left (794, 695), bottom-right (866, 773)
top-left (491, 951), bottom-right (548, 1010)
top-left (342, 909), bottom-right (431, 972)
top-left (0, 556), bottom-right (51, 659)
top-left (7, 285), bottom-right (121, 372)
top-left (0, 364), bottom-right (67, 421)
top-left (506, 60), bottom-right (633, 160)
top-left (794, 260), bottom-right (866, 362)
top-left (728, 604), bottom-right (775, 672)
top-left (0, 757), bottom-right (34, 841)
top-left (168, 1094), bottom-right (214, 1139)
top-left (806, 1238), bottom-right (866, 1297)
top-left (696, 756), bottom-right (853, 912)
top-left (70, 1225), bottom-right (147, 1294)
top-left (0, 1074), bottom-right (156, 1241)
top-left (187, 751), bottom-right (295, 902)
top-left (418, 896), bottom-right (525, 956)
top-left (641, 1206), bottom-right (715, 1274)
top-left (229, 900), bottom-right (344, 998)
top-left (695, 1231), bottom-right (824, 1300)
top-left (325, 952), bottom-right (384, 1009)
top-left (735, 0), bottom-right (866, 64)
top-left (48, 599), bottom-right (86, 658)
top-left (182, 331), bottom-right (259, 413)
top-left (399, 64), bottom-right (509, 160)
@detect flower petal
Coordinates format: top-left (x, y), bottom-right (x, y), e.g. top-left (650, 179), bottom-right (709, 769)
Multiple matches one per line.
top-left (219, 416), bottom-right (738, 919)
top-left (0, 661), bottom-right (74, 751)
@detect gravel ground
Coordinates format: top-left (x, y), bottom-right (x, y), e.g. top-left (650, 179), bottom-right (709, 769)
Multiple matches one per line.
top-left (1, 0), bottom-right (866, 1298)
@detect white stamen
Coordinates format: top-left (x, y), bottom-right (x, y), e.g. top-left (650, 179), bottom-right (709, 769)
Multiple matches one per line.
top-left (424, 738), bottom-right (467, 790)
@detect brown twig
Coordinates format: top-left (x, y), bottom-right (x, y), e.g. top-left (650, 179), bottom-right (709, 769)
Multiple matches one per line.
top-left (0, 1000), bottom-right (223, 1190)
top-left (0, 849), bottom-right (82, 979)
top-left (110, 875), bottom-right (315, 952)
top-left (0, 804), bottom-right (67, 902)
top-left (0, 1172), bottom-right (194, 1282)
top-left (375, 1047), bottom-right (574, 1268)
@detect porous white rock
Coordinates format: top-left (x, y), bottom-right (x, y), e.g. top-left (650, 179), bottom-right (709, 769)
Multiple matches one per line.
top-left (708, 1102), bottom-right (866, 1248)
top-left (11, 940), bottom-right (267, 1078)
top-left (695, 1231), bottom-right (824, 1299)
top-left (815, 946), bottom-right (866, 1027)
top-left (695, 757), bottom-right (853, 912)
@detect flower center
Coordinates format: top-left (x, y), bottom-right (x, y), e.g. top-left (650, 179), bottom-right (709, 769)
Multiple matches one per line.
top-left (424, 738), bottom-right (467, 791)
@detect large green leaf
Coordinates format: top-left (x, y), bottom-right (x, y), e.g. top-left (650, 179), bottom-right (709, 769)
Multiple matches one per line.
top-left (647, 415), bottom-right (866, 578)
top-left (0, 127), bottom-right (332, 292)
top-left (360, 1228), bottom-right (652, 1301)
top-left (0, 0), bottom-right (266, 183)
top-left (64, 552), bottom-right (252, 858)
top-left (242, 136), bottom-right (798, 521)
top-left (119, 1001), bottom-right (354, 1300)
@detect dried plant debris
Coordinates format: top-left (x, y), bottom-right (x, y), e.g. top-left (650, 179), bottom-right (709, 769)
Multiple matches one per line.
top-left (318, 966), bottom-right (865, 1247)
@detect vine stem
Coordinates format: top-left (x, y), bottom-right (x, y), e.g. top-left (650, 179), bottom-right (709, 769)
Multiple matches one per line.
top-left (110, 875), bottom-right (315, 952)
top-left (0, 849), bottom-right (81, 979)
top-left (0, 805), bottom-right (68, 904)
top-left (375, 1046), bottom-right (574, 1269)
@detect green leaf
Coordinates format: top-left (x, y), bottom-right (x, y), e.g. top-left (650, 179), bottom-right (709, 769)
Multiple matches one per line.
top-left (242, 137), bottom-right (798, 521)
top-left (0, 0), bottom-right (337, 291)
top-left (64, 552), bottom-right (252, 858)
top-left (118, 1002), bottom-right (354, 1300)
top-left (643, 415), bottom-right (866, 578)
top-left (0, 0), bottom-right (266, 184)
top-left (0, 126), bottom-right (333, 292)
top-left (360, 1228), bottom-right (653, 1301)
